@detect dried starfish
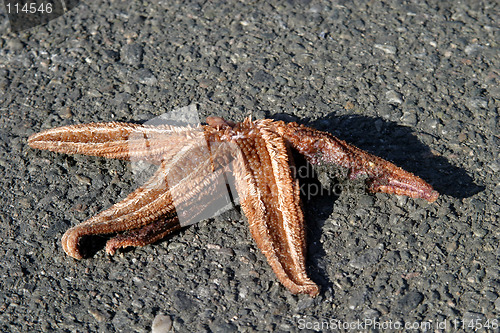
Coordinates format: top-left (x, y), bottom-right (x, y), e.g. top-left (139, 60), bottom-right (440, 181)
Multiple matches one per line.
top-left (28, 116), bottom-right (438, 297)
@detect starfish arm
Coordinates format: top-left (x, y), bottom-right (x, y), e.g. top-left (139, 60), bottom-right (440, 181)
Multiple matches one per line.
top-left (28, 122), bottom-right (202, 163)
top-left (105, 216), bottom-right (181, 255)
top-left (231, 121), bottom-right (319, 297)
top-left (62, 159), bottom-right (178, 259)
top-left (274, 122), bottom-right (439, 202)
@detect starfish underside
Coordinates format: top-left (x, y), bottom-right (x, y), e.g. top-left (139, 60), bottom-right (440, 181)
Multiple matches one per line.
top-left (28, 116), bottom-right (438, 297)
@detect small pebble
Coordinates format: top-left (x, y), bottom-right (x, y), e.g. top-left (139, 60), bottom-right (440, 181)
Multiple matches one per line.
top-left (386, 90), bottom-right (403, 104)
top-left (121, 44), bottom-right (144, 66)
top-left (374, 44), bottom-right (396, 54)
top-left (136, 68), bottom-right (158, 85)
top-left (152, 313), bottom-right (172, 333)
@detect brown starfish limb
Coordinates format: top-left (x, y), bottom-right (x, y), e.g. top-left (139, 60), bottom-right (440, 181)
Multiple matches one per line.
top-left (27, 122), bottom-right (203, 164)
top-left (230, 120), bottom-right (319, 297)
top-left (105, 216), bottom-right (181, 256)
top-left (61, 160), bottom-right (177, 259)
top-left (273, 121), bottom-right (439, 202)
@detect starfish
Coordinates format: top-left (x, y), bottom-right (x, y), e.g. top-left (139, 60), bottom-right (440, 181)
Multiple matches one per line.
top-left (28, 116), bottom-right (438, 297)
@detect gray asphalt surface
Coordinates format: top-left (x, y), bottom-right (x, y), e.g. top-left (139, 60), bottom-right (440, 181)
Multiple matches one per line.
top-left (0, 0), bottom-right (498, 332)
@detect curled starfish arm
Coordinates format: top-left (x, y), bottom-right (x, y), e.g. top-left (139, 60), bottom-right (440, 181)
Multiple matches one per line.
top-left (105, 216), bottom-right (181, 255)
top-left (62, 159), bottom-right (178, 259)
top-left (28, 122), bottom-right (201, 164)
top-left (274, 122), bottom-right (439, 202)
top-left (232, 122), bottom-right (319, 297)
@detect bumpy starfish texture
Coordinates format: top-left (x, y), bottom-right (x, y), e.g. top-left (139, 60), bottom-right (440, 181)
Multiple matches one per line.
top-left (28, 116), bottom-right (438, 297)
